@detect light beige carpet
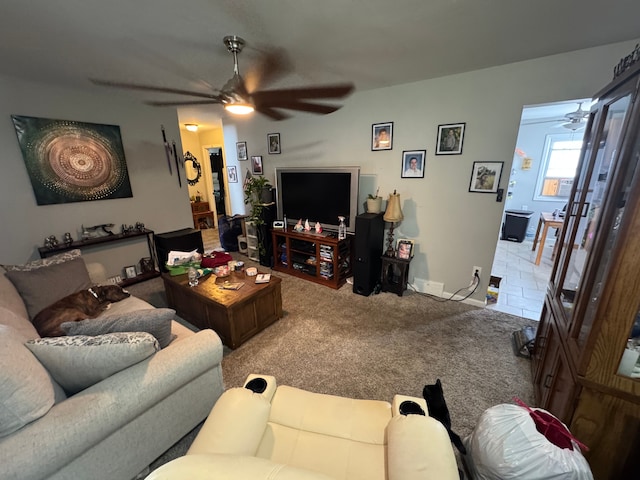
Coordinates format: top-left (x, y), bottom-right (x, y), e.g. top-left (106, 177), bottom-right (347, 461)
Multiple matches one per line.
top-left (128, 255), bottom-right (536, 472)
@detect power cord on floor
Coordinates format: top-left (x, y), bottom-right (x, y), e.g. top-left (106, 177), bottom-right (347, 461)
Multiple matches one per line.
top-left (408, 272), bottom-right (480, 302)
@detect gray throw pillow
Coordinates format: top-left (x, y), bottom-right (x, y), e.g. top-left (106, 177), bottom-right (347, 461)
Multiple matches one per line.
top-left (61, 308), bottom-right (175, 348)
top-left (0, 325), bottom-right (58, 437)
top-left (25, 332), bottom-right (159, 395)
top-left (5, 257), bottom-right (92, 319)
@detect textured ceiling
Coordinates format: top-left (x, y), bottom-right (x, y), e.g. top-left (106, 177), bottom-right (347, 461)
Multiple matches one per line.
top-left (1, 0), bottom-right (638, 127)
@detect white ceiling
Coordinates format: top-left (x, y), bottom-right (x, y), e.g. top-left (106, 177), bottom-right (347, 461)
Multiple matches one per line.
top-left (1, 0), bottom-right (639, 128)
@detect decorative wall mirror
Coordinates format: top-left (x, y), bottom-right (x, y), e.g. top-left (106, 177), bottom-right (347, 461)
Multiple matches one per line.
top-left (184, 151), bottom-right (202, 186)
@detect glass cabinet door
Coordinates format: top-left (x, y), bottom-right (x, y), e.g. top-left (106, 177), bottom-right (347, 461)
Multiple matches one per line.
top-left (555, 92), bottom-right (634, 344)
top-left (619, 307), bottom-right (640, 379)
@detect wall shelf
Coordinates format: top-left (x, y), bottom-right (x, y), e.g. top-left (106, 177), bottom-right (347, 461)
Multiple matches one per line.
top-left (38, 228), bottom-right (159, 287)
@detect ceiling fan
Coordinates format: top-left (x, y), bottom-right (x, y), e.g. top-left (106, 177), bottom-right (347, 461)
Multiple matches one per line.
top-left (522, 102), bottom-right (590, 130)
top-left (90, 36), bottom-right (354, 121)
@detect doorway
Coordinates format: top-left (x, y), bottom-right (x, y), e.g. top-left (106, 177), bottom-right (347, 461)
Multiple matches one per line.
top-left (208, 147), bottom-right (226, 218)
top-left (488, 98), bottom-right (588, 320)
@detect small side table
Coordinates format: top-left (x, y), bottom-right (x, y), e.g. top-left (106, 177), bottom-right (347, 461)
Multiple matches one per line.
top-left (380, 256), bottom-right (411, 296)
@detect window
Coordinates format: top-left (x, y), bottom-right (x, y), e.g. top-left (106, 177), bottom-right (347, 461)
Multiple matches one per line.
top-left (534, 133), bottom-right (583, 201)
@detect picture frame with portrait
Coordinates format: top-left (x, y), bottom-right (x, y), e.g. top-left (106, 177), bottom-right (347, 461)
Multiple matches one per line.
top-left (268, 133), bottom-right (281, 154)
top-left (469, 161), bottom-right (503, 193)
top-left (436, 123), bottom-right (465, 155)
top-left (401, 150), bottom-right (426, 178)
top-left (124, 265), bottom-right (137, 279)
top-left (227, 165), bottom-right (238, 183)
top-left (251, 155), bottom-right (263, 175)
top-left (396, 239), bottom-right (414, 259)
top-left (236, 141), bottom-right (248, 161)
top-left (371, 122), bottom-right (393, 151)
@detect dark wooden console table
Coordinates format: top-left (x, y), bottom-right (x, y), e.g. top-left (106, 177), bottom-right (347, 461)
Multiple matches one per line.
top-left (38, 229), bottom-right (159, 287)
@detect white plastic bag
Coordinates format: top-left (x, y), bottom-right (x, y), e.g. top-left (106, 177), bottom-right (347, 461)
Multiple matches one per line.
top-left (464, 403), bottom-right (593, 480)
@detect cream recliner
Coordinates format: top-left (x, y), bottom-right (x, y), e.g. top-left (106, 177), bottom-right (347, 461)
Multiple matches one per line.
top-left (147, 374), bottom-right (459, 480)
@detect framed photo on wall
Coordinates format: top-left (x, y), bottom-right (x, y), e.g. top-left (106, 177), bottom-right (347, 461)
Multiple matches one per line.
top-left (372, 122), bottom-right (393, 151)
top-left (401, 150), bottom-right (425, 178)
top-left (268, 133), bottom-right (281, 154)
top-left (251, 155), bottom-right (263, 175)
top-left (236, 141), bottom-right (248, 161)
top-left (469, 161), bottom-right (503, 193)
top-left (227, 166), bottom-right (238, 183)
top-left (436, 123), bottom-right (465, 155)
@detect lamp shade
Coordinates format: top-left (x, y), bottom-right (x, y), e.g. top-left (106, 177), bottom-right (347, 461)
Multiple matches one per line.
top-left (383, 191), bottom-right (404, 223)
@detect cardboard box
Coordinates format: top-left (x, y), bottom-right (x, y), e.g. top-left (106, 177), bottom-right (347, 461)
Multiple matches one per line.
top-left (486, 275), bottom-right (502, 304)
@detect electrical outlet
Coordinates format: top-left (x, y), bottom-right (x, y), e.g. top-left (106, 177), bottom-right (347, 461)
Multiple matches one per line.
top-left (473, 266), bottom-right (482, 280)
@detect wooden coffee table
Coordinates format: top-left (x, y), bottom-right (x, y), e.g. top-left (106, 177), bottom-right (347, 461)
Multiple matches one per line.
top-left (161, 270), bottom-right (282, 349)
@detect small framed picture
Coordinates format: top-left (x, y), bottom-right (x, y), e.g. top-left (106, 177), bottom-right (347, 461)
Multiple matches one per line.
top-left (124, 265), bottom-right (137, 279)
top-left (469, 161), bottom-right (504, 193)
top-left (397, 239), bottom-right (414, 259)
top-left (268, 133), bottom-right (281, 154)
top-left (401, 150), bottom-right (426, 178)
top-left (372, 122), bottom-right (393, 151)
top-left (139, 257), bottom-right (154, 273)
top-left (227, 165), bottom-right (238, 183)
top-left (436, 123), bottom-right (465, 155)
top-left (236, 141), bottom-right (248, 161)
top-left (251, 155), bottom-right (263, 175)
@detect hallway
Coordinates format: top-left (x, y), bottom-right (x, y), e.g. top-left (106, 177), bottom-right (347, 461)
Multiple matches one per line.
top-left (486, 238), bottom-right (554, 321)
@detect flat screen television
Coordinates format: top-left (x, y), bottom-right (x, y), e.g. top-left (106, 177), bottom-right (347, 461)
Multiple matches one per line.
top-left (275, 166), bottom-right (360, 234)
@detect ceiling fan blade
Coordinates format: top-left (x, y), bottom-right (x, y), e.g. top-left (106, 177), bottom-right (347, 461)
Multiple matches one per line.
top-left (145, 99), bottom-right (223, 107)
top-left (259, 100), bottom-right (342, 115)
top-left (252, 83), bottom-right (355, 102)
top-left (90, 79), bottom-right (220, 100)
top-left (244, 47), bottom-right (292, 94)
top-left (254, 105), bottom-right (291, 121)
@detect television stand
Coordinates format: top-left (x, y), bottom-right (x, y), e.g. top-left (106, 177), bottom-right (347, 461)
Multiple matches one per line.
top-left (272, 228), bottom-right (353, 289)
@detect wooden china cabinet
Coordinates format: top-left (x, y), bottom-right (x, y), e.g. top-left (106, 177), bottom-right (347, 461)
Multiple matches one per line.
top-left (531, 58), bottom-right (640, 479)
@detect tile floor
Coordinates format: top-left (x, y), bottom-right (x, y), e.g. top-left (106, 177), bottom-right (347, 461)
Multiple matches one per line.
top-left (486, 237), bottom-right (555, 321)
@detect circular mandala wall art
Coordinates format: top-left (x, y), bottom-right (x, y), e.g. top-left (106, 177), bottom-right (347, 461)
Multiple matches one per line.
top-left (11, 115), bottom-right (133, 205)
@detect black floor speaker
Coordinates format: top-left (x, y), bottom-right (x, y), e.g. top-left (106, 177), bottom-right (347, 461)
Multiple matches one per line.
top-left (353, 213), bottom-right (385, 296)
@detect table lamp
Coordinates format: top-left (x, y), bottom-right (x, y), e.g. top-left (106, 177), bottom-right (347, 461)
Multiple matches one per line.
top-left (383, 190), bottom-right (404, 257)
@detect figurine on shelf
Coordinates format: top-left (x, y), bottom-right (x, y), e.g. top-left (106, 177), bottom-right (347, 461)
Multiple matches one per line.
top-left (294, 219), bottom-right (304, 232)
top-left (83, 223), bottom-right (115, 238)
top-left (315, 222), bottom-right (323, 233)
top-left (63, 232), bottom-right (73, 246)
top-left (135, 222), bottom-right (145, 231)
top-left (44, 235), bottom-right (59, 249)
top-left (304, 219), bottom-right (311, 231)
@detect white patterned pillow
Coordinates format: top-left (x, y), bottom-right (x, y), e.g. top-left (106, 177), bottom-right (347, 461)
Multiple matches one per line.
top-left (2, 249), bottom-right (82, 272)
top-left (25, 332), bottom-right (159, 395)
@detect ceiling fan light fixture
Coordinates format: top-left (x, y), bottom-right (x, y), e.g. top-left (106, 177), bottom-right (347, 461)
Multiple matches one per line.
top-left (563, 121), bottom-right (583, 131)
top-left (185, 124), bottom-right (199, 132)
top-left (224, 103), bottom-right (255, 115)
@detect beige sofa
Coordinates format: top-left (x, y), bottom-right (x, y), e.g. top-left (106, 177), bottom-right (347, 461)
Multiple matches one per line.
top-left (148, 374), bottom-right (459, 480)
top-left (0, 254), bottom-right (224, 480)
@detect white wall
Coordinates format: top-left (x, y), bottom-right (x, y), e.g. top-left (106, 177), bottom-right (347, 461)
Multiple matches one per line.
top-left (0, 75), bottom-right (192, 275)
top-left (226, 39), bottom-right (639, 302)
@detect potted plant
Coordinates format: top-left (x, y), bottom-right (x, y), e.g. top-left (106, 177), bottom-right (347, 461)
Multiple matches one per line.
top-left (244, 176), bottom-right (273, 257)
top-left (367, 187), bottom-right (382, 213)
